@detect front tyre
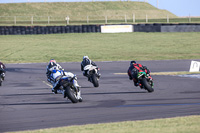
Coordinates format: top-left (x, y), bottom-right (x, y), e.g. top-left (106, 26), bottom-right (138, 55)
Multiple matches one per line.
top-left (92, 74), bottom-right (99, 87)
top-left (141, 78), bottom-right (154, 93)
top-left (65, 86), bottom-right (79, 103)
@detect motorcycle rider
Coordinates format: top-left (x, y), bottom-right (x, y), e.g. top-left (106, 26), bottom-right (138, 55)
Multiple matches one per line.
top-left (46, 59), bottom-right (81, 100)
top-left (127, 61), bottom-right (150, 87)
top-left (0, 61), bottom-right (6, 86)
top-left (81, 56), bottom-right (100, 78)
top-left (46, 59), bottom-right (64, 92)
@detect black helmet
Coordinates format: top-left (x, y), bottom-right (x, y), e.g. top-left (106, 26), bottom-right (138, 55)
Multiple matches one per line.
top-left (130, 60), bottom-right (136, 65)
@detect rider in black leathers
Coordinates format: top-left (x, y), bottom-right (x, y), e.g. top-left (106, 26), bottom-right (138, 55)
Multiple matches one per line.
top-left (128, 60), bottom-right (151, 87)
top-left (81, 56), bottom-right (98, 77)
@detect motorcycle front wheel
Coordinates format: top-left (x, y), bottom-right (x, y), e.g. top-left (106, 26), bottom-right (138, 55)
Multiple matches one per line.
top-left (141, 78), bottom-right (154, 93)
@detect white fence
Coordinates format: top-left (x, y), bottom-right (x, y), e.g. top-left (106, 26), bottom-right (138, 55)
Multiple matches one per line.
top-left (1, 15), bottom-right (199, 25)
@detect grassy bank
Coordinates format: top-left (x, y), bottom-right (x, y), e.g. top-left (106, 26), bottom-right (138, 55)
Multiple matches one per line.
top-left (10, 115), bottom-right (200, 133)
top-left (0, 2), bottom-right (176, 19)
top-left (0, 32), bottom-right (200, 63)
top-left (0, 1), bottom-right (178, 25)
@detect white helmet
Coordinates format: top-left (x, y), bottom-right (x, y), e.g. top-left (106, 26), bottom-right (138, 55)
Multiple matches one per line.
top-left (83, 56), bottom-right (89, 60)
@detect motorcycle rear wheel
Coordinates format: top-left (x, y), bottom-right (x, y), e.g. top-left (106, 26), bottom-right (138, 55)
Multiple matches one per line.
top-left (92, 74), bottom-right (99, 87)
top-left (65, 86), bottom-right (79, 103)
top-left (141, 78), bottom-right (154, 93)
top-left (0, 78), bottom-right (2, 86)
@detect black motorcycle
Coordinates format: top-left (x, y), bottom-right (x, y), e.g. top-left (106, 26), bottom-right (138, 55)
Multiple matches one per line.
top-left (0, 70), bottom-right (5, 86)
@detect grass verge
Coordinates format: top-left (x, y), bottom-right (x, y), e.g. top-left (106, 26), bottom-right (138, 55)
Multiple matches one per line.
top-left (9, 115), bottom-right (200, 133)
top-left (114, 71), bottom-right (200, 75)
top-left (151, 71), bottom-right (200, 75)
top-left (0, 32), bottom-right (200, 63)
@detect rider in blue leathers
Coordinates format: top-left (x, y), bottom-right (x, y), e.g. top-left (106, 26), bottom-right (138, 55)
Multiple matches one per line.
top-left (46, 59), bottom-right (81, 100)
top-left (46, 59), bottom-right (63, 92)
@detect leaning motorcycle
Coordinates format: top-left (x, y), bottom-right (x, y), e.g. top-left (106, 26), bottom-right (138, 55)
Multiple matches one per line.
top-left (0, 75), bottom-right (3, 86)
top-left (51, 69), bottom-right (82, 103)
top-left (0, 70), bottom-right (5, 86)
top-left (84, 65), bottom-right (100, 87)
top-left (137, 71), bottom-right (154, 92)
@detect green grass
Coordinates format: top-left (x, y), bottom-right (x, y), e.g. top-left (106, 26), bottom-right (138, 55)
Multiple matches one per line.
top-left (114, 71), bottom-right (200, 75)
top-left (9, 115), bottom-right (200, 133)
top-left (0, 1), bottom-right (178, 25)
top-left (151, 71), bottom-right (200, 75)
top-left (0, 2), bottom-right (175, 19)
top-left (0, 32), bottom-right (200, 63)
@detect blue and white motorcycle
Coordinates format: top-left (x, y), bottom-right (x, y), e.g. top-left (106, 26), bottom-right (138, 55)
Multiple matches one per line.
top-left (50, 68), bottom-right (82, 103)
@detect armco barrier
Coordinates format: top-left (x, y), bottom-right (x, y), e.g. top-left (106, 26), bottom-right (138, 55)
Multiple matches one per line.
top-left (134, 24), bottom-right (161, 32)
top-left (133, 23), bottom-right (200, 32)
top-left (161, 24), bottom-right (200, 32)
top-left (0, 24), bottom-right (200, 35)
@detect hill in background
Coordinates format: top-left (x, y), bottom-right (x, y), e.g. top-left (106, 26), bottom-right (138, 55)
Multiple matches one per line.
top-left (0, 1), bottom-right (177, 20)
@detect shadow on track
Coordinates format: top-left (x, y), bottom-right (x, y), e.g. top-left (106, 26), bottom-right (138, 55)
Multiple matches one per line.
top-left (83, 91), bottom-right (147, 96)
top-left (0, 101), bottom-right (70, 106)
top-left (0, 93), bottom-right (52, 97)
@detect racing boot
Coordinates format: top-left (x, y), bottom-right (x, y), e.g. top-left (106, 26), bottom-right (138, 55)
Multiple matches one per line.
top-left (134, 82), bottom-right (139, 86)
top-left (73, 79), bottom-right (81, 89)
top-left (77, 90), bottom-right (83, 102)
top-left (63, 90), bottom-right (67, 98)
top-left (52, 81), bottom-right (59, 94)
top-left (133, 78), bottom-right (139, 87)
top-left (97, 72), bottom-right (101, 78)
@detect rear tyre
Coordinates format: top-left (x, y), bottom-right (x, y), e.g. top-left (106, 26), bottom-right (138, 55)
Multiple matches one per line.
top-left (92, 74), bottom-right (99, 87)
top-left (141, 78), bottom-right (154, 93)
top-left (0, 78), bottom-right (2, 86)
top-left (65, 86), bottom-right (78, 103)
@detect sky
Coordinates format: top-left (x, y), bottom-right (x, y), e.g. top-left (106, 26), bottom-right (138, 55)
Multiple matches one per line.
top-left (0, 0), bottom-right (200, 17)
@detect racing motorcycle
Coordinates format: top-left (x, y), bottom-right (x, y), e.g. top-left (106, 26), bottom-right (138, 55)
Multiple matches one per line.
top-left (84, 65), bottom-right (100, 87)
top-left (136, 71), bottom-right (154, 92)
top-left (50, 69), bottom-right (82, 103)
top-left (0, 70), bottom-right (5, 86)
top-left (0, 76), bottom-right (3, 86)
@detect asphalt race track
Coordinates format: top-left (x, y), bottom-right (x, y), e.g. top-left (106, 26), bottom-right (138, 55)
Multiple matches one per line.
top-left (0, 60), bottom-right (200, 132)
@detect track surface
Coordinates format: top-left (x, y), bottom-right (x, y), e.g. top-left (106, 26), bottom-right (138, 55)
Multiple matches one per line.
top-left (0, 60), bottom-right (200, 132)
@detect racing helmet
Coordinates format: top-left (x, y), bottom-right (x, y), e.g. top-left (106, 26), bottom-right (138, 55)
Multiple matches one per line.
top-left (83, 56), bottom-right (89, 60)
top-left (49, 59), bottom-right (56, 63)
top-left (49, 59), bottom-right (57, 67)
top-left (130, 60), bottom-right (136, 65)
